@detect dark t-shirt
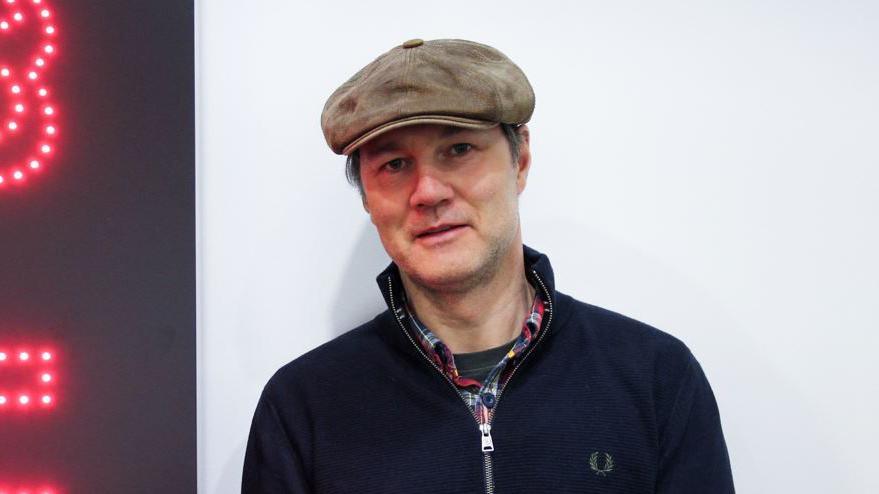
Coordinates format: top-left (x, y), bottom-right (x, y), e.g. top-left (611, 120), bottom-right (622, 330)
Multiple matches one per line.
top-left (453, 337), bottom-right (518, 383)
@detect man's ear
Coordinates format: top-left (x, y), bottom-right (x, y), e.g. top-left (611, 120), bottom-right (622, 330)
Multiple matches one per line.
top-left (515, 124), bottom-right (531, 195)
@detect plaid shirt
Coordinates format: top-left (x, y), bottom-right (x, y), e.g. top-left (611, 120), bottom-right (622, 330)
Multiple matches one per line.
top-left (402, 290), bottom-right (545, 425)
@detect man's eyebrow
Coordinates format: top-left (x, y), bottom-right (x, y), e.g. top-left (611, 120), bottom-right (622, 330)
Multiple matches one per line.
top-left (440, 126), bottom-right (467, 138)
top-left (363, 140), bottom-right (401, 158)
top-left (363, 126), bottom-right (473, 158)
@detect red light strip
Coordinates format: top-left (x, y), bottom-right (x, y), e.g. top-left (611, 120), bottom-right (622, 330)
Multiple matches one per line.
top-left (0, 486), bottom-right (60, 494)
top-left (1, 3), bottom-right (66, 491)
top-left (0, 346), bottom-right (57, 411)
top-left (0, 0), bottom-right (58, 189)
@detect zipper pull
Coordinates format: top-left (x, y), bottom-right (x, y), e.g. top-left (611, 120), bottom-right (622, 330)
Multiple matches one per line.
top-left (480, 423), bottom-right (494, 453)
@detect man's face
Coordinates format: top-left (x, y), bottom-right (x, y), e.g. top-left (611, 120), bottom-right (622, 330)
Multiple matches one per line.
top-left (358, 124), bottom-right (530, 292)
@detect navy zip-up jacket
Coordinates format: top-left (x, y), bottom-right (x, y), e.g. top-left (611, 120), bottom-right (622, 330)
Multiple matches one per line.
top-left (243, 246), bottom-right (734, 493)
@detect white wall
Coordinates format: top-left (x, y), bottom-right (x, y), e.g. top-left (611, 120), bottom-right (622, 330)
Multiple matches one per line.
top-left (198, 1), bottom-right (879, 492)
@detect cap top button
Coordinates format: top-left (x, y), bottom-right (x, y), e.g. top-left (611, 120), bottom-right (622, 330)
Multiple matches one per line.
top-left (402, 39), bottom-right (424, 49)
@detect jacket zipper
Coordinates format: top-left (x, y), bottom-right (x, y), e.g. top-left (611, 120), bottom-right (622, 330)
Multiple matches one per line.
top-left (386, 269), bottom-right (555, 494)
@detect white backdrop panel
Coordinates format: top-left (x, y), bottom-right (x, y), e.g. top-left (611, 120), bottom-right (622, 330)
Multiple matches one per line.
top-left (198, 1), bottom-right (879, 492)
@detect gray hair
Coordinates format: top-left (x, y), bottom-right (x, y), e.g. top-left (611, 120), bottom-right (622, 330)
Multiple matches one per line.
top-left (345, 123), bottom-right (524, 196)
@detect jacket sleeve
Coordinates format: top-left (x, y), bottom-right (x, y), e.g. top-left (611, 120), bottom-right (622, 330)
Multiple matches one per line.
top-left (656, 353), bottom-right (735, 493)
top-left (242, 387), bottom-right (313, 494)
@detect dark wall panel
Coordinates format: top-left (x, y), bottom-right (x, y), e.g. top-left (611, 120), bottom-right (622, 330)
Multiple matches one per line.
top-left (0, 1), bottom-right (195, 492)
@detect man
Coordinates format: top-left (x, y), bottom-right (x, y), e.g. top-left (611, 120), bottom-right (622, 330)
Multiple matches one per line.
top-left (243, 39), bottom-right (734, 493)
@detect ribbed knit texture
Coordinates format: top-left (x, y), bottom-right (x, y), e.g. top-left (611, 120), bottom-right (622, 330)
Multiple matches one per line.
top-left (243, 246), bottom-right (734, 493)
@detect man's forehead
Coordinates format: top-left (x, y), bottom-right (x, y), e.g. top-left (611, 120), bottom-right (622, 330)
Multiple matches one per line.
top-left (360, 125), bottom-right (492, 156)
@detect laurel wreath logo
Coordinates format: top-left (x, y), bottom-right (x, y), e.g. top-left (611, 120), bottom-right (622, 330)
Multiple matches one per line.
top-left (589, 451), bottom-right (614, 476)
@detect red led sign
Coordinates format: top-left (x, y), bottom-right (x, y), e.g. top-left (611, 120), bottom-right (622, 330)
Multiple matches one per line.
top-left (0, 346), bottom-right (57, 411)
top-left (0, 486), bottom-right (60, 494)
top-left (0, 343), bottom-right (60, 489)
top-left (0, 0), bottom-right (58, 189)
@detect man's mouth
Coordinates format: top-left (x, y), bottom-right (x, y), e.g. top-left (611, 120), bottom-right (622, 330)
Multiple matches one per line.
top-left (415, 224), bottom-right (466, 238)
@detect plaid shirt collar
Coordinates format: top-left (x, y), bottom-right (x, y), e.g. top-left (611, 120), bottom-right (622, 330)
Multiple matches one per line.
top-left (402, 288), bottom-right (546, 422)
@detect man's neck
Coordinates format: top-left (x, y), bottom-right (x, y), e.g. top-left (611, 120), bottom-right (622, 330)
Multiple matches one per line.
top-left (400, 244), bottom-right (535, 354)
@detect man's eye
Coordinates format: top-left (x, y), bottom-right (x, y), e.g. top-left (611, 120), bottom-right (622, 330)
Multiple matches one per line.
top-left (450, 143), bottom-right (472, 156)
top-left (383, 158), bottom-right (405, 172)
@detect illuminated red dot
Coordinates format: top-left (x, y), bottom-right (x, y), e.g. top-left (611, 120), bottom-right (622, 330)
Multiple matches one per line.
top-left (29, 159), bottom-right (40, 169)
top-left (13, 170), bottom-right (23, 180)
top-left (45, 125), bottom-right (56, 135)
top-left (41, 395), bottom-right (52, 404)
top-left (0, 68), bottom-right (9, 77)
top-left (19, 351), bottom-right (29, 361)
top-left (41, 351), bottom-right (52, 361)
top-left (43, 105), bottom-right (54, 115)
top-left (0, 175), bottom-right (5, 184)
top-left (40, 144), bottom-right (51, 153)
top-left (45, 25), bottom-right (55, 34)
top-left (11, 84), bottom-right (21, 93)
top-left (8, 121), bottom-right (17, 130)
top-left (44, 44), bottom-right (54, 54)
top-left (40, 9), bottom-right (48, 18)
top-left (27, 71), bottom-right (37, 80)
top-left (12, 12), bottom-right (22, 21)
top-left (37, 87), bottom-right (48, 96)
top-left (19, 395), bottom-right (29, 405)
top-left (0, 21), bottom-right (8, 30)
top-left (14, 103), bottom-right (24, 112)
top-left (0, 395), bottom-right (6, 405)
top-left (0, 351), bottom-right (6, 360)
top-left (35, 58), bottom-right (45, 67)
top-left (41, 372), bottom-right (52, 382)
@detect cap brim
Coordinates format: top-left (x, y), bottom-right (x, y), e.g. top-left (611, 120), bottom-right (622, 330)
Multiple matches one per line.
top-left (342, 115), bottom-right (498, 155)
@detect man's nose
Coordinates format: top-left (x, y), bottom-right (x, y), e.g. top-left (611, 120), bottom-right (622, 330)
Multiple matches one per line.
top-left (409, 164), bottom-right (453, 210)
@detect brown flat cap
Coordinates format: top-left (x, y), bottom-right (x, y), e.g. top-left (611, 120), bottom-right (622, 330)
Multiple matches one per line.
top-left (321, 38), bottom-right (535, 155)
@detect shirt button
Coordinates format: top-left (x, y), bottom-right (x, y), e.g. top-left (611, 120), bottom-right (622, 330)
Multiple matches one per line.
top-left (481, 392), bottom-right (496, 409)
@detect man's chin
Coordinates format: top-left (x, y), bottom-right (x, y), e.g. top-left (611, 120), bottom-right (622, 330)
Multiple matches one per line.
top-left (407, 270), bottom-right (477, 293)
top-left (400, 254), bottom-right (482, 293)
top-left (397, 252), bottom-right (473, 288)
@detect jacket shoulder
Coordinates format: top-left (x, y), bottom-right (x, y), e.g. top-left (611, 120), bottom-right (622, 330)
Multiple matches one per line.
top-left (555, 292), bottom-right (703, 413)
top-left (261, 311), bottom-right (395, 401)
top-left (557, 291), bottom-right (694, 363)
